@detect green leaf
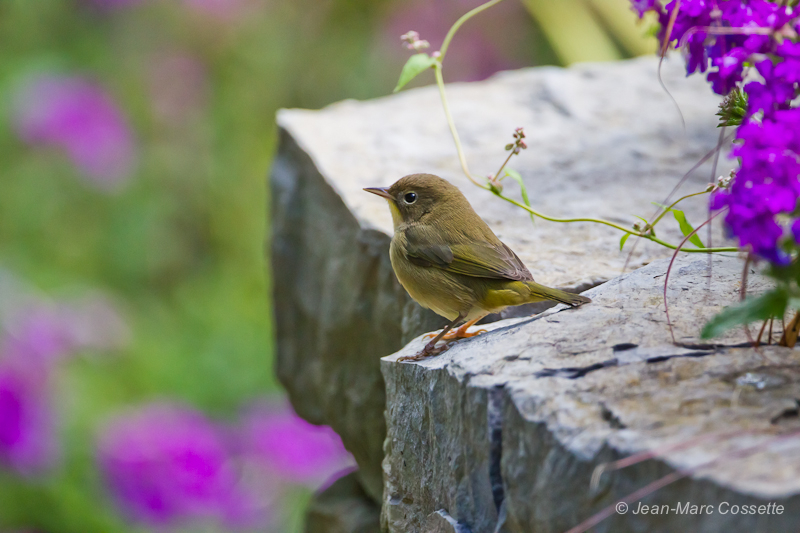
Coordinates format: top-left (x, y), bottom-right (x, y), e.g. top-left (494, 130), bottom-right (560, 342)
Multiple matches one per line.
top-left (671, 209), bottom-right (705, 248)
top-left (620, 233), bottom-right (631, 251)
top-left (701, 288), bottom-right (788, 339)
top-left (504, 168), bottom-right (535, 225)
top-left (651, 203), bottom-right (704, 248)
top-left (394, 54), bottom-right (438, 92)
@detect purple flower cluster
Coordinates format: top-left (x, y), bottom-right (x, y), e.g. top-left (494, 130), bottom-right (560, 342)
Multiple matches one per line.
top-left (634, 1), bottom-right (800, 263)
top-left (0, 294), bottom-right (127, 475)
top-left (98, 404), bottom-right (254, 529)
top-left (0, 359), bottom-right (55, 475)
top-left (97, 400), bottom-right (354, 530)
top-left (238, 401), bottom-right (354, 488)
top-left (12, 73), bottom-right (136, 191)
top-left (1, 298), bottom-right (128, 366)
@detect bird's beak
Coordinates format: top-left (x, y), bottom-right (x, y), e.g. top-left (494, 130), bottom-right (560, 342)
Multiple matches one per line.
top-left (363, 187), bottom-right (393, 200)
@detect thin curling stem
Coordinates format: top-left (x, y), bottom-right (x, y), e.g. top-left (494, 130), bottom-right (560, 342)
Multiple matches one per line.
top-left (438, 0), bottom-right (505, 63)
top-left (434, 65), bottom-right (484, 187)
top-left (494, 192), bottom-right (738, 253)
top-left (649, 190), bottom-right (711, 229)
top-left (493, 150), bottom-right (515, 181)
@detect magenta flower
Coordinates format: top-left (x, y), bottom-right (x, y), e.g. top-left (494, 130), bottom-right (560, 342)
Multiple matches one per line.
top-left (98, 404), bottom-right (255, 529)
top-left (634, 0), bottom-right (800, 265)
top-left (707, 48), bottom-right (748, 95)
top-left (1, 297), bottom-right (128, 365)
top-left (13, 74), bottom-right (136, 190)
top-left (0, 289), bottom-right (127, 476)
top-left (631, 0), bottom-right (658, 17)
top-left (744, 60), bottom-right (796, 116)
top-left (1, 307), bottom-right (73, 365)
top-left (0, 360), bottom-right (55, 475)
top-left (775, 40), bottom-right (800, 84)
top-left (239, 402), bottom-right (354, 488)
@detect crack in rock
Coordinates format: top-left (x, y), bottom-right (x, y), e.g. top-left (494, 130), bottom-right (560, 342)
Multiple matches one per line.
top-left (532, 343), bottom-right (760, 380)
top-left (488, 386), bottom-right (505, 512)
top-left (771, 399), bottom-right (800, 425)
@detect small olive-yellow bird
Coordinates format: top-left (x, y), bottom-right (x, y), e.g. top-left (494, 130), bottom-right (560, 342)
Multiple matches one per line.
top-left (365, 173), bottom-right (590, 361)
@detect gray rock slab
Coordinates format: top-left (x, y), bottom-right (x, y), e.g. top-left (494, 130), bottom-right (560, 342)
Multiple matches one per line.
top-left (270, 55), bottom-right (734, 505)
top-left (382, 255), bottom-right (800, 532)
top-left (271, 126), bottom-right (446, 503)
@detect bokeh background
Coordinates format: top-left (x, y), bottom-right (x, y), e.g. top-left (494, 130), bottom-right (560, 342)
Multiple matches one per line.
top-left (0, 0), bottom-right (653, 531)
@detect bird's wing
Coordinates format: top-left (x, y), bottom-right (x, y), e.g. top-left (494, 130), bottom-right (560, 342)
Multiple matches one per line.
top-left (404, 226), bottom-right (533, 281)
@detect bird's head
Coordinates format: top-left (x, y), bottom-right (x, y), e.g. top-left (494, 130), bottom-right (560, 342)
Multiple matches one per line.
top-left (364, 173), bottom-right (468, 228)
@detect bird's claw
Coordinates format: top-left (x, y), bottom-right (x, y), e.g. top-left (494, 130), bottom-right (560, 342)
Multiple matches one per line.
top-left (449, 328), bottom-right (487, 340)
top-left (397, 343), bottom-right (449, 362)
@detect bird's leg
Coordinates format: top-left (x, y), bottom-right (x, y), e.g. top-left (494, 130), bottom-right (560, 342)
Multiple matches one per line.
top-left (422, 315), bottom-right (488, 341)
top-left (443, 315), bottom-right (488, 341)
top-left (398, 313), bottom-right (465, 362)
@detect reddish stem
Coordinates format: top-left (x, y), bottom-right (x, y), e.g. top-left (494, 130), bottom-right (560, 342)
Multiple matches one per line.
top-left (663, 209), bottom-right (727, 343)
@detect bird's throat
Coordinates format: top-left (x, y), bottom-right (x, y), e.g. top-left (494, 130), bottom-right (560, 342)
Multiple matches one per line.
top-left (387, 199), bottom-right (404, 230)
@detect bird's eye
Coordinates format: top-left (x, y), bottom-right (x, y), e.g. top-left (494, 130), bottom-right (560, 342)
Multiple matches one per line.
top-left (403, 192), bottom-right (417, 204)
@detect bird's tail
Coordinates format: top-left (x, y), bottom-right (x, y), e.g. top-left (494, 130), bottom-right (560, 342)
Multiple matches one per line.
top-left (523, 281), bottom-right (591, 307)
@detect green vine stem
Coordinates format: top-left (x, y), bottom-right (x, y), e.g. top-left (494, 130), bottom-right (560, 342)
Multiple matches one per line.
top-left (438, 0), bottom-right (506, 63)
top-left (433, 66), bottom-right (485, 188)
top-left (430, 0), bottom-right (740, 254)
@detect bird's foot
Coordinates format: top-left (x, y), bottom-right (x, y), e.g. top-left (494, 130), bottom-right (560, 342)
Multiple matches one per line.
top-left (446, 324), bottom-right (487, 340)
top-left (423, 321), bottom-right (487, 342)
top-left (397, 341), bottom-right (449, 362)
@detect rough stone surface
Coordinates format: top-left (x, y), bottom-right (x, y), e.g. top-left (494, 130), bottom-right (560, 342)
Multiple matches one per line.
top-left (270, 55), bottom-right (733, 508)
top-left (382, 255), bottom-right (800, 532)
top-left (271, 128), bottom-right (446, 502)
top-left (304, 472), bottom-right (381, 533)
top-left (424, 510), bottom-right (473, 533)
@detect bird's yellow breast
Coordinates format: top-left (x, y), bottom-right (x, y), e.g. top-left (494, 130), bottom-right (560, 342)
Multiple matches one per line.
top-left (389, 232), bottom-right (478, 321)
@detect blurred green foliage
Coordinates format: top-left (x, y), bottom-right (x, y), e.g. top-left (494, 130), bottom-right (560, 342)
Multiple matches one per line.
top-left (0, 0), bottom-right (648, 530)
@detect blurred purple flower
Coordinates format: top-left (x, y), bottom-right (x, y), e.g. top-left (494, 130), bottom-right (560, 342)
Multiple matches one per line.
top-left (239, 402), bottom-right (354, 488)
top-left (636, 0), bottom-right (800, 264)
top-left (0, 360), bottom-right (55, 475)
top-left (98, 404), bottom-right (255, 529)
top-left (631, 0), bottom-right (658, 17)
top-left (148, 52), bottom-right (209, 125)
top-left (1, 307), bottom-right (73, 366)
top-left (791, 219), bottom-right (800, 245)
top-left (0, 290), bottom-right (128, 476)
top-left (12, 74), bottom-right (136, 190)
top-left (1, 296), bottom-right (128, 365)
top-left (384, 0), bottom-right (528, 82)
